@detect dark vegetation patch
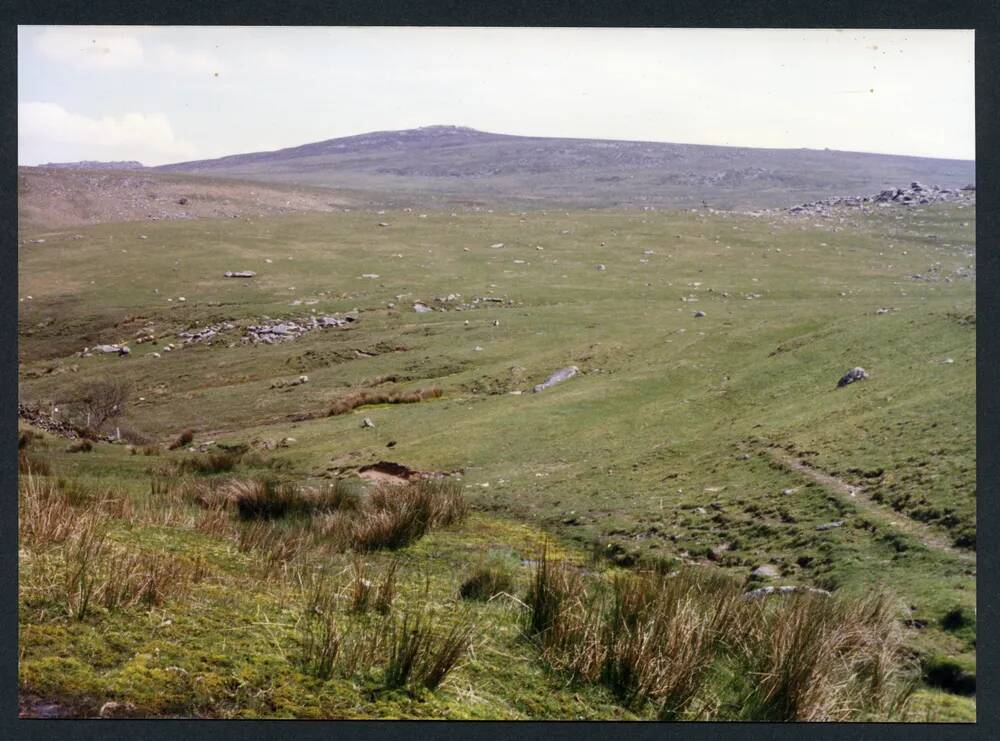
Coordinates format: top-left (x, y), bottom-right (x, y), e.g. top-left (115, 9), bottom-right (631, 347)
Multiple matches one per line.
top-left (922, 655), bottom-right (976, 696)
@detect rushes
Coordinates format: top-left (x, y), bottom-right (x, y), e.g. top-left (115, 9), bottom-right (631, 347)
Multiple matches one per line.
top-left (295, 566), bottom-right (472, 692)
top-left (738, 591), bottom-right (916, 721)
top-left (327, 387), bottom-right (443, 416)
top-left (521, 548), bottom-right (915, 720)
top-left (383, 611), bottom-right (473, 690)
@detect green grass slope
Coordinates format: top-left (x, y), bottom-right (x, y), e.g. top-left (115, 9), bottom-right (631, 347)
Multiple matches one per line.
top-left (18, 201), bottom-right (975, 718)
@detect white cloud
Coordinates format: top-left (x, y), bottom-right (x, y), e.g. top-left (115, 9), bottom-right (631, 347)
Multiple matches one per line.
top-left (34, 28), bottom-right (144, 70)
top-left (153, 43), bottom-right (224, 75)
top-left (18, 102), bottom-right (197, 165)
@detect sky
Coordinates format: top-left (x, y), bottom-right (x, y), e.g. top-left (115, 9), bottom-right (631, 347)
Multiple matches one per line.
top-left (17, 26), bottom-right (975, 166)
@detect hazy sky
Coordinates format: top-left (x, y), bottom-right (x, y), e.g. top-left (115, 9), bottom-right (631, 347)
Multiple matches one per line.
top-left (18, 26), bottom-right (975, 166)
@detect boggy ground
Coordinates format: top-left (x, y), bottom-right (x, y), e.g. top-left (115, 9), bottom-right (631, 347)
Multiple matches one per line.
top-left (18, 200), bottom-right (976, 719)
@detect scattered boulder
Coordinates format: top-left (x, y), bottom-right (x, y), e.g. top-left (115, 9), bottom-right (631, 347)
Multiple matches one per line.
top-left (596, 264), bottom-right (606, 271)
top-left (361, 417), bottom-right (375, 428)
top-left (751, 564), bottom-right (780, 579)
top-left (533, 366), bottom-right (579, 393)
top-left (92, 344), bottom-right (130, 356)
top-left (693, 310), bottom-right (706, 318)
top-left (413, 302), bottom-right (433, 313)
top-left (837, 367), bottom-right (869, 388)
top-left (816, 521), bottom-right (844, 531)
top-left (224, 271), bottom-right (256, 278)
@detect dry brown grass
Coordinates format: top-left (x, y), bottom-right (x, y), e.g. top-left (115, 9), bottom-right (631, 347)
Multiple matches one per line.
top-left (737, 591), bottom-right (917, 721)
top-left (327, 386), bottom-right (442, 416)
top-left (18, 449), bottom-right (52, 476)
top-left (522, 548), bottom-right (916, 720)
top-left (19, 472), bottom-right (134, 548)
top-left (168, 429), bottom-right (195, 450)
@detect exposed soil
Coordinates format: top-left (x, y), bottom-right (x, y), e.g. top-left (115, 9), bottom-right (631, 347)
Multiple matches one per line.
top-left (357, 460), bottom-right (461, 485)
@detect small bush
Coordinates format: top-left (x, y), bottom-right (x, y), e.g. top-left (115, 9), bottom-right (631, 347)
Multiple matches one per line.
top-left (168, 429), bottom-right (195, 451)
top-left (75, 379), bottom-right (130, 433)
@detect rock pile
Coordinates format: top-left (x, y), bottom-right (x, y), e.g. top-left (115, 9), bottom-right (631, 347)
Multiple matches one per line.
top-left (412, 295), bottom-right (515, 313)
top-left (786, 182), bottom-right (974, 217)
top-left (243, 313), bottom-right (357, 345)
top-left (18, 403), bottom-right (82, 439)
top-left (178, 322), bottom-right (236, 345)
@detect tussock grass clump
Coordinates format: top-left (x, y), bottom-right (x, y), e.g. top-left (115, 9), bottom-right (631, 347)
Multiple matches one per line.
top-left (177, 450), bottom-right (243, 475)
top-left (20, 473), bottom-right (133, 548)
top-left (349, 479), bottom-right (467, 551)
top-left (97, 551), bottom-right (207, 611)
top-left (347, 558), bottom-right (400, 614)
top-left (236, 520), bottom-right (314, 571)
top-left (168, 429), bottom-right (195, 450)
top-left (296, 575), bottom-right (389, 681)
top-left (737, 591), bottom-right (917, 721)
top-left (67, 439), bottom-right (93, 453)
top-left (460, 566), bottom-right (515, 601)
top-left (19, 448), bottom-right (52, 476)
top-left (231, 478), bottom-right (362, 521)
top-left (294, 566), bottom-right (472, 691)
top-left (522, 548), bottom-right (916, 721)
top-left (383, 612), bottom-right (474, 691)
top-left (327, 386), bottom-right (443, 416)
top-left (19, 429), bottom-right (42, 449)
top-left (417, 618), bottom-right (475, 690)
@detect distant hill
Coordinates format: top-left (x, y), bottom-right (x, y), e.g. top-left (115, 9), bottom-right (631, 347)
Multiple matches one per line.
top-left (40, 160), bottom-right (146, 170)
top-left (155, 125), bottom-right (976, 210)
top-left (17, 167), bottom-right (360, 230)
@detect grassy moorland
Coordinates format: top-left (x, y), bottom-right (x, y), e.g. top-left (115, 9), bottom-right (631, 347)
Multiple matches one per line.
top-left (18, 199), bottom-right (975, 719)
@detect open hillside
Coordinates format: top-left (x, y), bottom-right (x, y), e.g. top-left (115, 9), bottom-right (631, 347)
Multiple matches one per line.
top-left (154, 125), bottom-right (976, 210)
top-left (17, 167), bottom-right (362, 231)
top-left (18, 195), bottom-right (976, 719)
